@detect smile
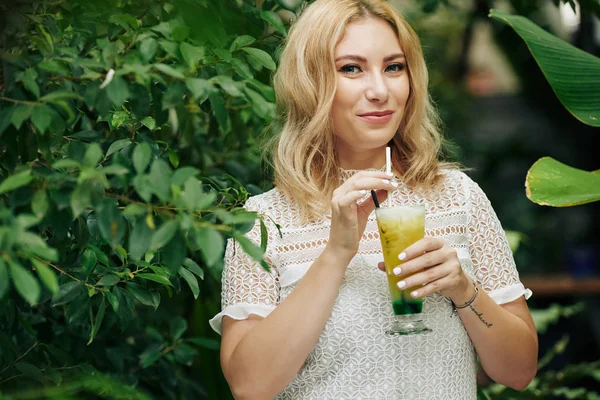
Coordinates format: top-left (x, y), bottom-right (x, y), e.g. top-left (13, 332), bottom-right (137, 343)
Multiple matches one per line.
top-left (357, 113), bottom-right (394, 124)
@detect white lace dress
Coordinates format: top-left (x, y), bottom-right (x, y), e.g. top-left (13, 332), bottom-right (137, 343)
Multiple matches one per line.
top-left (209, 168), bottom-right (532, 400)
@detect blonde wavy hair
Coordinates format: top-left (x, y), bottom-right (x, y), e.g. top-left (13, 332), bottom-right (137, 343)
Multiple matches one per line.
top-left (266, 0), bottom-right (458, 224)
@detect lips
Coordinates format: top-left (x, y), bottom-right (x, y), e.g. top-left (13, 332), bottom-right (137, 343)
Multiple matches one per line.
top-left (358, 110), bottom-right (394, 117)
top-left (357, 110), bottom-right (395, 124)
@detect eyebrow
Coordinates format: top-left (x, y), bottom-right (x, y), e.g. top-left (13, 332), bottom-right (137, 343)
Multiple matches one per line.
top-left (334, 53), bottom-right (406, 63)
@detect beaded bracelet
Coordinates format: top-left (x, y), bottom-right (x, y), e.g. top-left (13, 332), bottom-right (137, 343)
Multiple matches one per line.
top-left (451, 281), bottom-right (478, 310)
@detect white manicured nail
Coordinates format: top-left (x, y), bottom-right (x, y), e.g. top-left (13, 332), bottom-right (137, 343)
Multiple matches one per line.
top-left (398, 252), bottom-right (406, 261)
top-left (411, 291), bottom-right (419, 298)
top-left (386, 172), bottom-right (393, 177)
top-left (393, 266), bottom-right (401, 276)
top-left (360, 190), bottom-right (366, 194)
top-left (382, 179), bottom-right (390, 184)
top-left (391, 180), bottom-right (398, 188)
top-left (397, 281), bottom-right (406, 289)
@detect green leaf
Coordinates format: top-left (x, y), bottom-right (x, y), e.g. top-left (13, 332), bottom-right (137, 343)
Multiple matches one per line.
top-left (137, 273), bottom-right (172, 286)
top-left (9, 260), bottom-right (41, 305)
top-left (489, 10), bottom-right (600, 126)
top-left (231, 57), bottom-right (254, 79)
top-left (230, 35), bottom-right (256, 52)
top-left (196, 227), bottom-right (224, 267)
top-left (139, 38), bottom-right (158, 62)
top-left (168, 150), bottom-right (179, 168)
top-left (171, 166), bottom-right (199, 186)
top-left (208, 92), bottom-right (230, 135)
top-left (526, 157), bottom-right (600, 206)
top-left (52, 281), bottom-right (84, 306)
top-left (106, 139), bottom-right (132, 158)
top-left (71, 182), bottom-right (93, 218)
top-left (123, 203), bottom-right (147, 216)
top-left (141, 116), bottom-right (156, 130)
top-left (153, 63), bottom-right (186, 79)
top-left (97, 199), bottom-right (126, 247)
top-left (31, 105), bottom-right (53, 134)
top-left (150, 220), bottom-right (179, 250)
top-left (140, 345), bottom-right (162, 368)
top-left (0, 259), bottom-right (9, 300)
top-left (31, 190), bottom-right (49, 218)
top-left (88, 295), bottom-right (106, 345)
top-left (97, 274), bottom-right (120, 286)
top-left (40, 90), bottom-right (82, 103)
top-left (183, 258), bottom-right (204, 279)
top-left (20, 68), bottom-right (40, 98)
top-left (185, 78), bottom-right (212, 103)
top-left (31, 258), bottom-right (59, 295)
top-left (53, 159), bottom-right (81, 169)
top-left (112, 110), bottom-right (129, 128)
top-left (106, 76), bottom-right (130, 107)
top-left (127, 282), bottom-right (155, 307)
top-left (128, 217), bottom-right (152, 261)
top-left (16, 231), bottom-right (58, 262)
top-left (83, 143), bottom-right (104, 167)
top-left (242, 47), bottom-right (276, 71)
top-left (107, 290), bottom-right (119, 312)
top-left (0, 170), bottom-right (33, 195)
top-left (180, 42), bottom-right (205, 68)
top-left (244, 87), bottom-right (273, 120)
top-left (149, 159), bottom-right (172, 202)
top-left (81, 248), bottom-right (97, 276)
top-left (11, 105), bottom-right (33, 130)
top-left (133, 142), bottom-right (152, 173)
top-left (170, 316), bottom-right (187, 340)
top-left (15, 362), bottom-right (44, 382)
top-left (178, 266), bottom-right (199, 299)
top-left (161, 231), bottom-right (186, 273)
top-left (260, 11), bottom-right (287, 35)
top-left (260, 218), bottom-right (268, 252)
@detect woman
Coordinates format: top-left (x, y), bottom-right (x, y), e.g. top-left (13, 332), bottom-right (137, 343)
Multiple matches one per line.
top-left (209, 0), bottom-right (538, 398)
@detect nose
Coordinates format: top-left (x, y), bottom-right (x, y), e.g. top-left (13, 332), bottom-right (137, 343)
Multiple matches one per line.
top-left (365, 71), bottom-right (389, 103)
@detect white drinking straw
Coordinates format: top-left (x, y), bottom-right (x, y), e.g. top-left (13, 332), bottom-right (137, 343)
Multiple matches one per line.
top-left (386, 146), bottom-right (391, 207)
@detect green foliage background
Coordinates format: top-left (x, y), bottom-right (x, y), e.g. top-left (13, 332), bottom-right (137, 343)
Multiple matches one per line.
top-left (0, 0), bottom-right (298, 398)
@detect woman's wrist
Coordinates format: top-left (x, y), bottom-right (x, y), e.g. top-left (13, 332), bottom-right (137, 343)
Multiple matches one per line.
top-left (447, 275), bottom-right (476, 306)
top-left (322, 244), bottom-right (356, 267)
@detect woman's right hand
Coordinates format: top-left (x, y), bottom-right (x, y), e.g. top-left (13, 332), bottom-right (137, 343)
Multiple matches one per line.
top-left (326, 170), bottom-right (396, 261)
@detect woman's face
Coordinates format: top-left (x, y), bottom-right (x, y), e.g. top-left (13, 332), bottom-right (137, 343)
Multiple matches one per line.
top-left (332, 17), bottom-right (410, 159)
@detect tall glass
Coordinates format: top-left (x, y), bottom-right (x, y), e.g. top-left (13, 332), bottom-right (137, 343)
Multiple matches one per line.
top-left (375, 205), bottom-right (432, 335)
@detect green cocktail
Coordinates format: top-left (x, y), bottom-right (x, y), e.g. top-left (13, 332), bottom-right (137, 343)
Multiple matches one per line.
top-left (375, 205), bottom-right (432, 335)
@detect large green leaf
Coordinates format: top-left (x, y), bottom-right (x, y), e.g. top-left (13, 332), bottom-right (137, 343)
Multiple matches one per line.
top-left (526, 157), bottom-right (600, 206)
top-left (9, 260), bottom-right (41, 305)
top-left (489, 10), bottom-right (600, 126)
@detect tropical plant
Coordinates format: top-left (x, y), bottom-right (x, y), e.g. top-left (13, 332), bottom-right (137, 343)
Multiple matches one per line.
top-left (489, 9), bottom-right (600, 208)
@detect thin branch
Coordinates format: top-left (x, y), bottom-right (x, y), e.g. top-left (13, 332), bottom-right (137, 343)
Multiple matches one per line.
top-left (0, 97), bottom-right (39, 106)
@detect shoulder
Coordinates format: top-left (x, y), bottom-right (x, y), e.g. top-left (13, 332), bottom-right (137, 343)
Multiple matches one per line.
top-left (244, 187), bottom-right (286, 216)
top-left (437, 168), bottom-right (478, 194)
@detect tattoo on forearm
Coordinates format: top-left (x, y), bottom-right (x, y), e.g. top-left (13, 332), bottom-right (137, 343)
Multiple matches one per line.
top-left (469, 305), bottom-right (493, 328)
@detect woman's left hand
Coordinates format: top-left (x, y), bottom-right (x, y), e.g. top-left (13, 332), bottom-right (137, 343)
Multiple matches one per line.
top-left (377, 237), bottom-right (474, 304)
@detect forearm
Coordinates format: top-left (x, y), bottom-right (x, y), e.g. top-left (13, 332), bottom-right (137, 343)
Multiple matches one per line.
top-left (227, 246), bottom-right (350, 399)
top-left (456, 284), bottom-right (538, 390)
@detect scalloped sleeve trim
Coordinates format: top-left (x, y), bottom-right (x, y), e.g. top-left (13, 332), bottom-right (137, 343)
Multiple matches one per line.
top-left (209, 303), bottom-right (277, 335)
top-left (485, 282), bottom-right (533, 304)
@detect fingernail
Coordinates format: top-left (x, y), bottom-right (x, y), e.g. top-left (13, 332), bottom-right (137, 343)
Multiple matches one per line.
top-left (391, 180), bottom-right (398, 188)
top-left (360, 189), bottom-right (366, 194)
top-left (386, 172), bottom-right (393, 177)
top-left (393, 266), bottom-right (401, 276)
top-left (398, 252), bottom-right (406, 261)
top-left (382, 179), bottom-right (390, 184)
top-left (411, 291), bottom-right (418, 298)
top-left (397, 281), bottom-right (406, 289)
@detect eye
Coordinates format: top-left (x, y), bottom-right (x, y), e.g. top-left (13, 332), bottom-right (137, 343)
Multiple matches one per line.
top-left (339, 64), bottom-right (361, 74)
top-left (386, 63), bottom-right (406, 73)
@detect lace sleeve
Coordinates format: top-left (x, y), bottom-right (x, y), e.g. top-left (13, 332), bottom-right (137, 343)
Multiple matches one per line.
top-left (209, 196), bottom-right (280, 334)
top-left (467, 179), bottom-right (532, 304)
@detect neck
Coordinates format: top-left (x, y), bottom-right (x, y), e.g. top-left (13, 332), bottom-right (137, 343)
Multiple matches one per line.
top-left (336, 141), bottom-right (388, 170)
